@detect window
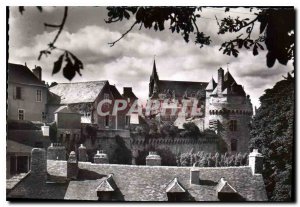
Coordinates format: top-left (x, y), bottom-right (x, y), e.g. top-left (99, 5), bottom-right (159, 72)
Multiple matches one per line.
top-left (125, 115), bottom-right (130, 126)
top-left (231, 139), bottom-right (237, 151)
top-left (18, 109), bottom-right (24, 120)
top-left (105, 115), bottom-right (110, 127)
top-left (229, 120), bottom-right (237, 131)
top-left (36, 89), bottom-right (42, 102)
top-left (42, 112), bottom-right (47, 120)
top-left (15, 87), bottom-right (22, 99)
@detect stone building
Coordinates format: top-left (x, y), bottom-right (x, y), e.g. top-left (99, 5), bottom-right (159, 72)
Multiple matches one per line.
top-left (148, 60), bottom-right (253, 153)
top-left (7, 63), bottom-right (48, 122)
top-left (48, 81), bottom-right (129, 131)
top-left (7, 148), bottom-right (267, 201)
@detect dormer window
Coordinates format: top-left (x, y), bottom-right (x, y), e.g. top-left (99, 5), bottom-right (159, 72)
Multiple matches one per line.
top-left (166, 178), bottom-right (186, 201)
top-left (96, 174), bottom-right (115, 201)
top-left (216, 177), bottom-right (244, 201)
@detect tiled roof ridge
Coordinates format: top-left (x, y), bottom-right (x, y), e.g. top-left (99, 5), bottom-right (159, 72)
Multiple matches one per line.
top-left (77, 161), bottom-right (251, 169)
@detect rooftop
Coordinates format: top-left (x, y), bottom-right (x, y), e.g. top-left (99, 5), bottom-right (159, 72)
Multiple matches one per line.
top-left (49, 81), bottom-right (108, 104)
top-left (8, 63), bottom-right (46, 87)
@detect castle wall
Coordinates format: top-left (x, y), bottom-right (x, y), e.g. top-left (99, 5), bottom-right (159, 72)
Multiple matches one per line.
top-left (130, 135), bottom-right (218, 159)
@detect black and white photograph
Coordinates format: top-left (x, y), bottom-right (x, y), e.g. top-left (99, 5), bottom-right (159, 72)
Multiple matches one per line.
top-left (5, 5), bottom-right (295, 202)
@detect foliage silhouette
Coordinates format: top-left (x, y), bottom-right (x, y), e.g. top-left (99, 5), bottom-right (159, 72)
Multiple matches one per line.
top-left (16, 6), bottom-right (294, 80)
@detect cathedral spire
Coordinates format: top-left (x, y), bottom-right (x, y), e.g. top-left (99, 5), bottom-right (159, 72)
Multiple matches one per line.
top-left (150, 56), bottom-right (159, 81)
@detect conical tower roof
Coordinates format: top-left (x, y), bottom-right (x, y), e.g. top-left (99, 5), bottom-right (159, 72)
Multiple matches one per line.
top-left (206, 78), bottom-right (217, 91)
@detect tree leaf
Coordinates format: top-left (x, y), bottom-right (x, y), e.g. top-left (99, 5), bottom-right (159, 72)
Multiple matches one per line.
top-left (36, 6), bottom-right (43, 12)
top-left (253, 45), bottom-right (258, 56)
top-left (63, 54), bottom-right (76, 81)
top-left (19, 6), bottom-right (25, 15)
top-left (52, 53), bottom-right (64, 75)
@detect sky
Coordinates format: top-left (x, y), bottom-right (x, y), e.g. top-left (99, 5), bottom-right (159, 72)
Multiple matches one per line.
top-left (8, 6), bottom-right (293, 108)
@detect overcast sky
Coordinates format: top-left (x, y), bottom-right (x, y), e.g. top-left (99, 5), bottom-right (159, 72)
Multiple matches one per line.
top-left (8, 6), bottom-right (293, 108)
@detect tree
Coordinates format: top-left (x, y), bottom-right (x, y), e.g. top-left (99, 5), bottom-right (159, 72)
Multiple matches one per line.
top-left (180, 122), bottom-right (201, 139)
top-left (15, 6), bottom-right (294, 80)
top-left (249, 73), bottom-right (294, 201)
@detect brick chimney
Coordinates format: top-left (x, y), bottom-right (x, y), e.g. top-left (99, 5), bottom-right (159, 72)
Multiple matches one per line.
top-left (32, 66), bottom-right (42, 81)
top-left (217, 67), bottom-right (224, 94)
top-left (249, 149), bottom-right (263, 175)
top-left (190, 166), bottom-right (200, 185)
top-left (67, 151), bottom-right (78, 180)
top-left (94, 150), bottom-right (109, 164)
top-left (78, 144), bottom-right (87, 162)
top-left (146, 151), bottom-right (161, 166)
top-left (31, 148), bottom-right (47, 180)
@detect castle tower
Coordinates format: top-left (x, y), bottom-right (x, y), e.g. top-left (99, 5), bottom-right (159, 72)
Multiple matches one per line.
top-left (205, 68), bottom-right (253, 153)
top-left (149, 58), bottom-right (159, 98)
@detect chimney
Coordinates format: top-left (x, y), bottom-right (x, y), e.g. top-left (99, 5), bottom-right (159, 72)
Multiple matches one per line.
top-left (94, 150), bottom-right (109, 164)
top-left (47, 143), bottom-right (66, 160)
top-left (190, 166), bottom-right (200, 185)
top-left (67, 151), bottom-right (78, 180)
top-left (31, 148), bottom-right (47, 180)
top-left (146, 151), bottom-right (161, 166)
top-left (249, 149), bottom-right (263, 175)
top-left (78, 144), bottom-right (87, 162)
top-left (123, 87), bottom-right (132, 95)
top-left (32, 66), bottom-right (42, 81)
top-left (217, 67), bottom-right (224, 94)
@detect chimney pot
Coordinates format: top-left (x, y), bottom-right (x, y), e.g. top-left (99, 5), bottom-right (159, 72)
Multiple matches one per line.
top-left (146, 151), bottom-right (161, 166)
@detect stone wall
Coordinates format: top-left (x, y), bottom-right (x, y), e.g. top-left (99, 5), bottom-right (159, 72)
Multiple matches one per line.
top-left (131, 135), bottom-right (218, 160)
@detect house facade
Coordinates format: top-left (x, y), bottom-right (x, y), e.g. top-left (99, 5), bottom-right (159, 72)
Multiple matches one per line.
top-left (7, 63), bottom-right (48, 122)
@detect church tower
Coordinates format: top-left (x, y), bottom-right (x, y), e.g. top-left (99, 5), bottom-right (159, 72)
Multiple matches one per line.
top-left (205, 67), bottom-right (253, 153)
top-left (149, 58), bottom-right (159, 98)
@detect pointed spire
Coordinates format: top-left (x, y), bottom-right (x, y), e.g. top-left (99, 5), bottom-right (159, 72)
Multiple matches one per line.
top-left (150, 56), bottom-right (159, 81)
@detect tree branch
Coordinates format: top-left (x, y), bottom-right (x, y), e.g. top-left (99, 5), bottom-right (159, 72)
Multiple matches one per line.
top-left (108, 21), bottom-right (138, 47)
top-left (50, 6), bottom-right (68, 47)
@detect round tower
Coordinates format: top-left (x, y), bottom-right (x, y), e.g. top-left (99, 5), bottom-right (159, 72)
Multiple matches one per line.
top-left (206, 68), bottom-right (253, 153)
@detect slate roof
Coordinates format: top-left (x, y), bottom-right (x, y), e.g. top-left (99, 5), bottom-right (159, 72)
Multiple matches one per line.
top-left (96, 174), bottom-right (116, 192)
top-left (122, 87), bottom-right (138, 100)
top-left (8, 63), bottom-right (46, 87)
top-left (49, 81), bottom-right (108, 104)
top-left (7, 140), bottom-right (34, 154)
top-left (6, 173), bottom-right (29, 192)
top-left (157, 80), bottom-right (208, 99)
top-left (205, 78), bottom-right (217, 91)
top-left (165, 178), bottom-right (186, 193)
top-left (216, 178), bottom-right (237, 193)
top-left (109, 85), bottom-right (123, 100)
top-left (7, 129), bottom-right (50, 148)
top-left (7, 160), bottom-right (267, 201)
top-left (54, 106), bottom-right (79, 114)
